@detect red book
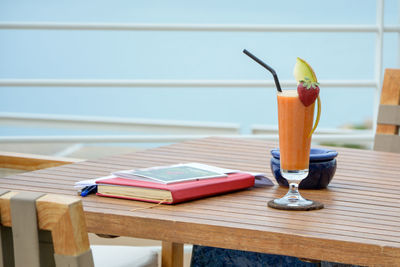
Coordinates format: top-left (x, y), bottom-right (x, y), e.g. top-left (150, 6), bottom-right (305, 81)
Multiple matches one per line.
top-left (96, 172), bottom-right (255, 204)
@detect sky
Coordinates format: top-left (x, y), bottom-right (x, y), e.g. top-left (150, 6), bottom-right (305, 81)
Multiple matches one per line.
top-left (0, 0), bottom-right (399, 135)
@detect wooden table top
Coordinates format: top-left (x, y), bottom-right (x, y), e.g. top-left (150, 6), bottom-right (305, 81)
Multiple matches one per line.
top-left (1, 137), bottom-right (399, 266)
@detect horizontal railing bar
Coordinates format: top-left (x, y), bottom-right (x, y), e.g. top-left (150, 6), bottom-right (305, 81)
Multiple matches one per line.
top-left (0, 112), bottom-right (238, 129)
top-left (384, 25), bottom-right (400, 32)
top-left (0, 112), bottom-right (240, 134)
top-left (0, 22), bottom-right (399, 32)
top-left (0, 79), bottom-right (377, 88)
top-left (0, 134), bottom-right (374, 144)
top-left (251, 124), bottom-right (373, 135)
top-left (0, 112), bottom-right (374, 136)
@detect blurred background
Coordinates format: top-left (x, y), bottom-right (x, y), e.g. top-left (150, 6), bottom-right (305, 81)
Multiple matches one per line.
top-left (0, 0), bottom-right (399, 159)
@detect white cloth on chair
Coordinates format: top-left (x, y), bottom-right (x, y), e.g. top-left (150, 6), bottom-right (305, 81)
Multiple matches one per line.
top-left (91, 245), bottom-right (160, 267)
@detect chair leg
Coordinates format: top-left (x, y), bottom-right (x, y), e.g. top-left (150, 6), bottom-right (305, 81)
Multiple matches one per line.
top-left (0, 226), bottom-right (14, 267)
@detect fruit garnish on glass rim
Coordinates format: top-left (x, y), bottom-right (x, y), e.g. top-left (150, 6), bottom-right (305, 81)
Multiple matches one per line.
top-left (297, 77), bottom-right (319, 107)
top-left (294, 57), bottom-right (317, 83)
top-left (293, 57), bottom-right (321, 136)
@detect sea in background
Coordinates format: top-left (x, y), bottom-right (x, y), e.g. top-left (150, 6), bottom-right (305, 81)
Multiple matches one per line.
top-left (0, 0), bottom-right (399, 136)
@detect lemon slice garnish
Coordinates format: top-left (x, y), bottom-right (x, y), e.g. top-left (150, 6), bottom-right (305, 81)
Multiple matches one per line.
top-left (294, 57), bottom-right (318, 83)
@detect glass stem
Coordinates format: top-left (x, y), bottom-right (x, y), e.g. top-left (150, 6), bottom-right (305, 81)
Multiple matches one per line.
top-left (285, 182), bottom-right (301, 202)
top-left (289, 182), bottom-right (299, 194)
top-left (273, 169), bottom-right (313, 207)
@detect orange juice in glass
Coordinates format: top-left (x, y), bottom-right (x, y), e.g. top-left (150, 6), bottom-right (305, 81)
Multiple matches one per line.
top-left (272, 90), bottom-right (315, 208)
top-left (278, 90), bottom-right (314, 175)
top-left (242, 50), bottom-right (322, 209)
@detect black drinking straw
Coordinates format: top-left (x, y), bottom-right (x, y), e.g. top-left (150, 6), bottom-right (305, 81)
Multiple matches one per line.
top-left (243, 49), bottom-right (282, 92)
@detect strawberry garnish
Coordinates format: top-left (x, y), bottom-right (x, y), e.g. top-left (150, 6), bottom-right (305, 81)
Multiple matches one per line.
top-left (297, 77), bottom-right (320, 107)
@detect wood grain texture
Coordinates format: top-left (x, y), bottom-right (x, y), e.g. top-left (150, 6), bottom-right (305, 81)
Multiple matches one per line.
top-left (0, 192), bottom-right (91, 256)
top-left (375, 68), bottom-right (400, 135)
top-left (162, 241), bottom-right (184, 267)
top-left (1, 137), bottom-right (400, 266)
top-left (0, 151), bottom-right (82, 170)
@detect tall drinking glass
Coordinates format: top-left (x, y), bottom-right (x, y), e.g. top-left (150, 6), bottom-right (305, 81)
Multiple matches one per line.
top-left (272, 89), bottom-right (316, 208)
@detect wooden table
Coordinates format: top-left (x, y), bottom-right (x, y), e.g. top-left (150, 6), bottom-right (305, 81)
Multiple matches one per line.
top-left (1, 137), bottom-right (399, 266)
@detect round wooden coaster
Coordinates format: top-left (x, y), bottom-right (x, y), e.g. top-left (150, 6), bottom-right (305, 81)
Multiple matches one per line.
top-left (267, 200), bottom-right (324, 211)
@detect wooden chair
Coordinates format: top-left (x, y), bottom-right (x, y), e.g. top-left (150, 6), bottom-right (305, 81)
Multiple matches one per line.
top-left (0, 152), bottom-right (160, 267)
top-left (374, 69), bottom-right (400, 152)
top-left (0, 152), bottom-right (91, 266)
top-left (0, 191), bottom-right (94, 267)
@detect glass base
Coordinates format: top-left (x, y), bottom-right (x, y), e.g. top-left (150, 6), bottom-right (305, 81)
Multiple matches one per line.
top-left (273, 192), bottom-right (313, 207)
top-left (276, 169), bottom-right (313, 207)
top-left (268, 198), bottom-right (324, 211)
top-left (270, 163), bottom-right (324, 210)
top-left (268, 179), bottom-right (324, 211)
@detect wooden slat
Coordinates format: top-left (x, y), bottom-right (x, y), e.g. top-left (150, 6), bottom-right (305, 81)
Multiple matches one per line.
top-left (1, 137), bottom-right (400, 266)
top-left (375, 69), bottom-right (400, 135)
top-left (0, 151), bottom-right (82, 171)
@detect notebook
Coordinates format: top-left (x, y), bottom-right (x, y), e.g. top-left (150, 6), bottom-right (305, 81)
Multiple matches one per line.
top-left (96, 172), bottom-right (255, 204)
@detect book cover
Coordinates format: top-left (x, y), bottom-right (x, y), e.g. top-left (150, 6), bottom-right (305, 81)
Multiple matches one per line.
top-left (113, 163), bottom-right (227, 184)
top-left (96, 172), bottom-right (255, 204)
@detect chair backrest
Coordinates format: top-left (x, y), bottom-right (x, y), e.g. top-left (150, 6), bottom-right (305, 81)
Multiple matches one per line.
top-left (0, 191), bottom-right (94, 267)
top-left (373, 69), bottom-right (400, 153)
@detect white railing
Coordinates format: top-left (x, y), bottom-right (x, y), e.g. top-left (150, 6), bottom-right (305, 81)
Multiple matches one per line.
top-left (0, 0), bottom-right (397, 148)
top-left (0, 112), bottom-right (240, 135)
top-left (0, 22), bottom-right (399, 33)
top-left (0, 112), bottom-right (374, 146)
top-left (0, 79), bottom-right (377, 88)
top-left (0, 134), bottom-right (374, 144)
top-left (251, 124), bottom-right (373, 135)
top-left (374, 0), bottom-right (385, 130)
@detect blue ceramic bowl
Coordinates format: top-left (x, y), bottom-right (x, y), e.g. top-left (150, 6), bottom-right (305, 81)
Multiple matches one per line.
top-left (270, 148), bottom-right (338, 189)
